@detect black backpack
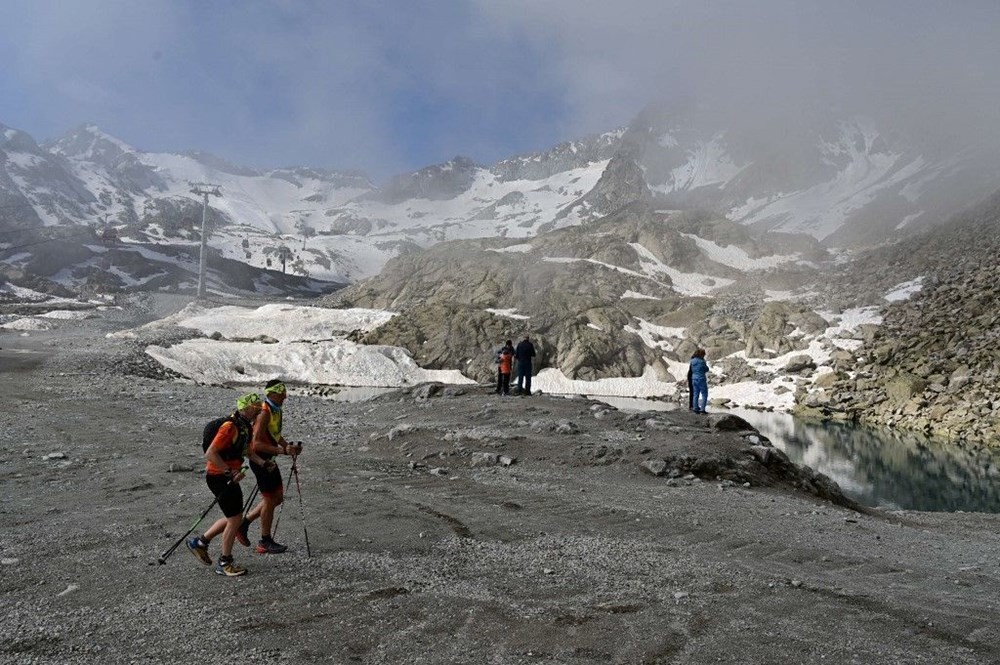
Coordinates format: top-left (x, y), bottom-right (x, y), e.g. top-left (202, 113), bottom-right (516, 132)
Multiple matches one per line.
top-left (202, 414), bottom-right (251, 460)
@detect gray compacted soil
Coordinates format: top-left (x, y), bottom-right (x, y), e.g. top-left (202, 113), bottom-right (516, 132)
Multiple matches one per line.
top-left (3, 293), bottom-right (1000, 665)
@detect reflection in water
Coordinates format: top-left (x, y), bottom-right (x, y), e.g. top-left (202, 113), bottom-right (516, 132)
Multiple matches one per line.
top-left (590, 396), bottom-right (1000, 513)
top-left (735, 410), bottom-right (1000, 513)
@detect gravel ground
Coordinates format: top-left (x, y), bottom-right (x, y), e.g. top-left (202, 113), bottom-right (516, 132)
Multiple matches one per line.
top-left (3, 293), bottom-right (1000, 664)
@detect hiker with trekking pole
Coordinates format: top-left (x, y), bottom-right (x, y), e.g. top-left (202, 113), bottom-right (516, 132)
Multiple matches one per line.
top-left (238, 379), bottom-right (303, 554)
top-left (154, 392), bottom-right (264, 575)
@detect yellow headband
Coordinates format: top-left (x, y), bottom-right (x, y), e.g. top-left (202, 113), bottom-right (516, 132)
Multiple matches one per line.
top-left (236, 393), bottom-right (262, 410)
top-left (265, 382), bottom-right (286, 395)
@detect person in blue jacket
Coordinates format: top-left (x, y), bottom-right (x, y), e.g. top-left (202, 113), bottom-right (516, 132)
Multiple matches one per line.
top-left (689, 349), bottom-right (709, 414)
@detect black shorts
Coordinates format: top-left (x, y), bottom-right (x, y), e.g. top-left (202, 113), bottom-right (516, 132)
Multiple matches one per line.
top-left (249, 460), bottom-right (283, 496)
top-left (206, 473), bottom-right (244, 518)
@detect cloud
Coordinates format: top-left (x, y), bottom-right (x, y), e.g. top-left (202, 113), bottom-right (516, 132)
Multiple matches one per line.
top-left (477, 1), bottom-right (1000, 149)
top-left (2, 1), bottom-right (999, 180)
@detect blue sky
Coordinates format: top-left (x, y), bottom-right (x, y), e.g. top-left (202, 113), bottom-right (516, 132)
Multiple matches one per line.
top-left (1, 1), bottom-right (998, 182)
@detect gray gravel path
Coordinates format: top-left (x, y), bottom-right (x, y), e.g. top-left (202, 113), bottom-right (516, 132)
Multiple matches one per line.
top-left (3, 293), bottom-right (1000, 664)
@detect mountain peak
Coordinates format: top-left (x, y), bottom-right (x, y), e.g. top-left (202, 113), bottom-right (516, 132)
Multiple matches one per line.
top-left (46, 124), bottom-right (136, 163)
top-left (373, 155), bottom-right (482, 204)
top-left (0, 123), bottom-right (41, 152)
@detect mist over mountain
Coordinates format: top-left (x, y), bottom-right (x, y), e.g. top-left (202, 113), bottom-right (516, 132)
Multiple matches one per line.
top-left (1, 98), bottom-right (999, 318)
top-left (4, 99), bottom-right (998, 289)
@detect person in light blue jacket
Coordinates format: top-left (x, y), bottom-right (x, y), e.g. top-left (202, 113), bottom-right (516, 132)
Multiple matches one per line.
top-left (689, 349), bottom-right (709, 414)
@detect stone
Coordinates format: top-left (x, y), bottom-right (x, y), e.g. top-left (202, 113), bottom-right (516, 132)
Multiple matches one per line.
top-left (710, 414), bottom-right (755, 432)
top-left (411, 383), bottom-right (444, 400)
top-left (886, 374), bottom-right (928, 406)
top-left (784, 354), bottom-right (816, 373)
top-left (555, 420), bottom-right (580, 434)
top-left (387, 424), bottom-right (415, 441)
top-left (749, 446), bottom-right (773, 465)
top-left (640, 459), bottom-right (668, 476)
top-left (471, 452), bottom-right (499, 467)
top-left (813, 371), bottom-right (838, 388)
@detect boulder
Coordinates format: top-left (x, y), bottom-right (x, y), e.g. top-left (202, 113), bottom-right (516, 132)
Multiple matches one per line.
top-left (784, 354), bottom-right (816, 373)
top-left (640, 459), bottom-right (668, 476)
top-left (710, 414), bottom-right (756, 432)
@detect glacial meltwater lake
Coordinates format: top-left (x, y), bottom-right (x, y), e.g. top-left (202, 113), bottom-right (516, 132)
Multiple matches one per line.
top-left (596, 396), bottom-right (1000, 513)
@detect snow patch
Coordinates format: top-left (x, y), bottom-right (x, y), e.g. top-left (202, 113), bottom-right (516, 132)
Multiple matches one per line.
top-left (534, 365), bottom-right (674, 398)
top-left (681, 234), bottom-right (799, 271)
top-left (884, 277), bottom-right (924, 302)
top-left (486, 308), bottom-right (530, 320)
top-left (630, 243), bottom-right (733, 296)
top-left (621, 290), bottom-right (659, 300)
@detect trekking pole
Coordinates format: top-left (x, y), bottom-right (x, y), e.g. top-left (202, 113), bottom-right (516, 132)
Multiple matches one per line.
top-left (242, 483), bottom-right (259, 518)
top-left (156, 468), bottom-right (246, 565)
top-left (271, 460), bottom-right (296, 538)
top-left (290, 453), bottom-right (312, 558)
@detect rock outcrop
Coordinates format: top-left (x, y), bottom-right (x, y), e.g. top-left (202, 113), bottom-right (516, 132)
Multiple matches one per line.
top-left (795, 191), bottom-right (1000, 444)
top-left (333, 206), bottom-right (829, 387)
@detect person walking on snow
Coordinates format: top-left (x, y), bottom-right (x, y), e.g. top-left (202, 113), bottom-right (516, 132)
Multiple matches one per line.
top-left (187, 392), bottom-right (264, 577)
top-left (515, 334), bottom-right (536, 396)
top-left (496, 340), bottom-right (514, 395)
top-left (689, 349), bottom-right (709, 414)
top-left (239, 380), bottom-right (302, 554)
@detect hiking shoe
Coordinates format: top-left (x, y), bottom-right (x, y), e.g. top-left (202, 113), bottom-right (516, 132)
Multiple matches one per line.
top-left (214, 558), bottom-right (247, 577)
top-left (186, 537), bottom-right (212, 566)
top-left (255, 538), bottom-right (288, 554)
top-left (236, 519), bottom-right (251, 547)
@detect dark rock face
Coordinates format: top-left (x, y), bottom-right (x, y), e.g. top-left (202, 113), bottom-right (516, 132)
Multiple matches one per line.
top-left (558, 154), bottom-right (652, 220)
top-left (355, 303), bottom-right (517, 384)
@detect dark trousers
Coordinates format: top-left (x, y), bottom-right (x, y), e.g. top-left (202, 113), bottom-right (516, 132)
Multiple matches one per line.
top-left (516, 363), bottom-right (532, 394)
top-left (496, 371), bottom-right (511, 395)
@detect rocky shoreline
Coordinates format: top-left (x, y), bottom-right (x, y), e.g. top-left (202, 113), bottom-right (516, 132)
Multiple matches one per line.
top-left (795, 194), bottom-right (1000, 445)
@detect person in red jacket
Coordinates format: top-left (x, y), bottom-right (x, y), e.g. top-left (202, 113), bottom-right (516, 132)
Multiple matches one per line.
top-left (496, 340), bottom-right (514, 395)
top-left (186, 392), bottom-right (264, 577)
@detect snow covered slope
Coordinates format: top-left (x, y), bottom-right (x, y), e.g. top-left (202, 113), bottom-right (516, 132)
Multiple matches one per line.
top-left (630, 108), bottom-right (1000, 245)
top-left (3, 106), bottom-right (1000, 291)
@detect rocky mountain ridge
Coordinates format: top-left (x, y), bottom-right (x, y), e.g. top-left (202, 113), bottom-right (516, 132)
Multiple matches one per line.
top-left (796, 191), bottom-right (1000, 443)
top-left (5, 101), bottom-right (999, 288)
top-left (331, 204), bottom-right (838, 389)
